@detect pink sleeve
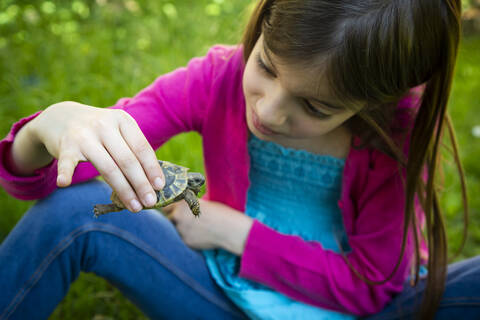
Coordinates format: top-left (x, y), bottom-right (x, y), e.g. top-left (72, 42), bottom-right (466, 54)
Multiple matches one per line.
top-left (0, 112), bottom-right (59, 200)
top-left (0, 46), bottom-right (224, 200)
top-left (239, 161), bottom-right (413, 316)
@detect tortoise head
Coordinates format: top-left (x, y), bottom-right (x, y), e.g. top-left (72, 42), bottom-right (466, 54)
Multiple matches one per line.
top-left (187, 172), bottom-right (205, 193)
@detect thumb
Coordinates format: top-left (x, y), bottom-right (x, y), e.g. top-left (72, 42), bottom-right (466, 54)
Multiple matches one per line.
top-left (56, 149), bottom-right (82, 187)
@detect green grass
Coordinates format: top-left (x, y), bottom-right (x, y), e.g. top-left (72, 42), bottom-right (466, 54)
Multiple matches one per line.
top-left (0, 1), bottom-right (479, 318)
top-left (440, 35), bottom-right (480, 260)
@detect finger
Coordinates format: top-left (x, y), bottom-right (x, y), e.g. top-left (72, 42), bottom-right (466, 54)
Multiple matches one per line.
top-left (101, 129), bottom-right (157, 208)
top-left (162, 203), bottom-right (178, 217)
top-left (165, 208), bottom-right (177, 224)
top-left (80, 138), bottom-right (143, 212)
top-left (118, 113), bottom-right (164, 190)
top-left (162, 206), bottom-right (173, 215)
top-left (163, 202), bottom-right (177, 212)
top-left (167, 212), bottom-right (176, 224)
top-left (57, 148), bottom-right (83, 187)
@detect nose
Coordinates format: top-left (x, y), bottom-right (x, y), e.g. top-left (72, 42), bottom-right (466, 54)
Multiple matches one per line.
top-left (256, 89), bottom-right (289, 128)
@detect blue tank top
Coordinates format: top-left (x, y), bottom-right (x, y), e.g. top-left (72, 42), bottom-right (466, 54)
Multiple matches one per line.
top-left (203, 135), bottom-right (355, 320)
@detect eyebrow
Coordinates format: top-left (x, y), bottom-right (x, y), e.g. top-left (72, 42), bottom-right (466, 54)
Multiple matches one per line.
top-left (261, 44), bottom-right (345, 111)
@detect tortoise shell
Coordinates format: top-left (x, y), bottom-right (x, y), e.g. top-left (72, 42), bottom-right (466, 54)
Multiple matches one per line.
top-left (156, 160), bottom-right (189, 206)
top-left (110, 160), bottom-right (190, 208)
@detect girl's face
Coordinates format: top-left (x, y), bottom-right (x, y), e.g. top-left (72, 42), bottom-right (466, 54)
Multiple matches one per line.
top-left (243, 34), bottom-right (360, 154)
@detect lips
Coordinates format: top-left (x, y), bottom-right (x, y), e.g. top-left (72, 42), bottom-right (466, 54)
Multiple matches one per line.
top-left (251, 110), bottom-right (277, 136)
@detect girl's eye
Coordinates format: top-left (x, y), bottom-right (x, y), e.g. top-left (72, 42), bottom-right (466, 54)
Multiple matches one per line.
top-left (255, 52), bottom-right (331, 120)
top-left (304, 100), bottom-right (331, 119)
top-left (256, 54), bottom-right (276, 77)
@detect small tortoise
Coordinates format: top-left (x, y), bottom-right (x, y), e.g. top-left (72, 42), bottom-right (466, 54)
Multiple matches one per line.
top-left (93, 160), bottom-right (205, 217)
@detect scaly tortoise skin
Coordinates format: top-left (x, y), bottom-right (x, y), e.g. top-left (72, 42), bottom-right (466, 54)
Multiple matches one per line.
top-left (93, 160), bottom-right (205, 217)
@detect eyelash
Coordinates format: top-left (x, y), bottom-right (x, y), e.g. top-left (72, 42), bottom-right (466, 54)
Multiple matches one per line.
top-left (256, 54), bottom-right (275, 77)
top-left (255, 53), bottom-right (331, 119)
top-left (303, 101), bottom-right (331, 119)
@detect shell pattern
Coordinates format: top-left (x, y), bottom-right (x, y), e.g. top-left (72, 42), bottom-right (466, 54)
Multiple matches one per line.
top-left (156, 160), bottom-right (189, 206)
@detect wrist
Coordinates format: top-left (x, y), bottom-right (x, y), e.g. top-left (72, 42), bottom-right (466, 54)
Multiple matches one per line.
top-left (9, 120), bottom-right (53, 176)
top-left (217, 212), bottom-right (254, 256)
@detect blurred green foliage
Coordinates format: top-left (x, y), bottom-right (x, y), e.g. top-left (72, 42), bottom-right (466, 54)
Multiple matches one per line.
top-left (0, 0), bottom-right (479, 318)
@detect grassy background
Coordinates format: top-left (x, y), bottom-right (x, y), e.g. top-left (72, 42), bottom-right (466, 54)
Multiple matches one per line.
top-left (0, 0), bottom-right (479, 318)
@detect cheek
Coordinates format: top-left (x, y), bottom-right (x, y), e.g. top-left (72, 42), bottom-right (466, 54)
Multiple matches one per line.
top-left (243, 64), bottom-right (263, 100)
top-left (292, 115), bottom-right (351, 136)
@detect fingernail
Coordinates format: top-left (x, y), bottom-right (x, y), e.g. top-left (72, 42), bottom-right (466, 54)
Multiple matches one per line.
top-left (154, 177), bottom-right (164, 189)
top-left (130, 199), bottom-right (142, 212)
top-left (144, 193), bottom-right (156, 207)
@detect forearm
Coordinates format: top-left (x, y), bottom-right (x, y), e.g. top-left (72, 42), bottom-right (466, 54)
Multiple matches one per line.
top-left (7, 119), bottom-right (54, 176)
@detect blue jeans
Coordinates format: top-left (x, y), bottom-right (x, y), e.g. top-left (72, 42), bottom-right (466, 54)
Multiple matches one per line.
top-left (0, 180), bottom-right (246, 320)
top-left (365, 256), bottom-right (480, 320)
top-left (0, 180), bottom-right (479, 319)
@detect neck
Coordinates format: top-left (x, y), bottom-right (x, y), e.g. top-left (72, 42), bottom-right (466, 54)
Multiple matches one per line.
top-left (278, 126), bottom-right (352, 158)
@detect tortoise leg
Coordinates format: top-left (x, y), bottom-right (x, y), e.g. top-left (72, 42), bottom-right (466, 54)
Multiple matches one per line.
top-left (183, 189), bottom-right (201, 217)
top-left (93, 204), bottom-right (124, 217)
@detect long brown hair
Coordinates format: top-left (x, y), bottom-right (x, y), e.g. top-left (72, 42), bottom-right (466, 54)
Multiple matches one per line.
top-left (241, 0), bottom-right (468, 318)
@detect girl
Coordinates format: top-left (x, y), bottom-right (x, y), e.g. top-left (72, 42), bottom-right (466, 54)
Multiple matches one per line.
top-left (0, 0), bottom-right (478, 319)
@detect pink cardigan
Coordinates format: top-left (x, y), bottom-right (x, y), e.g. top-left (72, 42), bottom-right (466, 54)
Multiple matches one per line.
top-left (0, 45), bottom-right (424, 315)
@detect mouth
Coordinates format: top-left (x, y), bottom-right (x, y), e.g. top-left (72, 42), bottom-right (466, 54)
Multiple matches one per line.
top-left (251, 109), bottom-right (278, 136)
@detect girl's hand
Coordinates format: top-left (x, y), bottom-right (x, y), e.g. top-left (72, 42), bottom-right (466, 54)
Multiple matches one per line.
top-left (29, 101), bottom-right (165, 212)
top-left (165, 199), bottom-right (254, 255)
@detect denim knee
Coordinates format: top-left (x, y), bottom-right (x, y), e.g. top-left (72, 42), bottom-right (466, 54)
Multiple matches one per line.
top-left (23, 179), bottom-right (113, 238)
